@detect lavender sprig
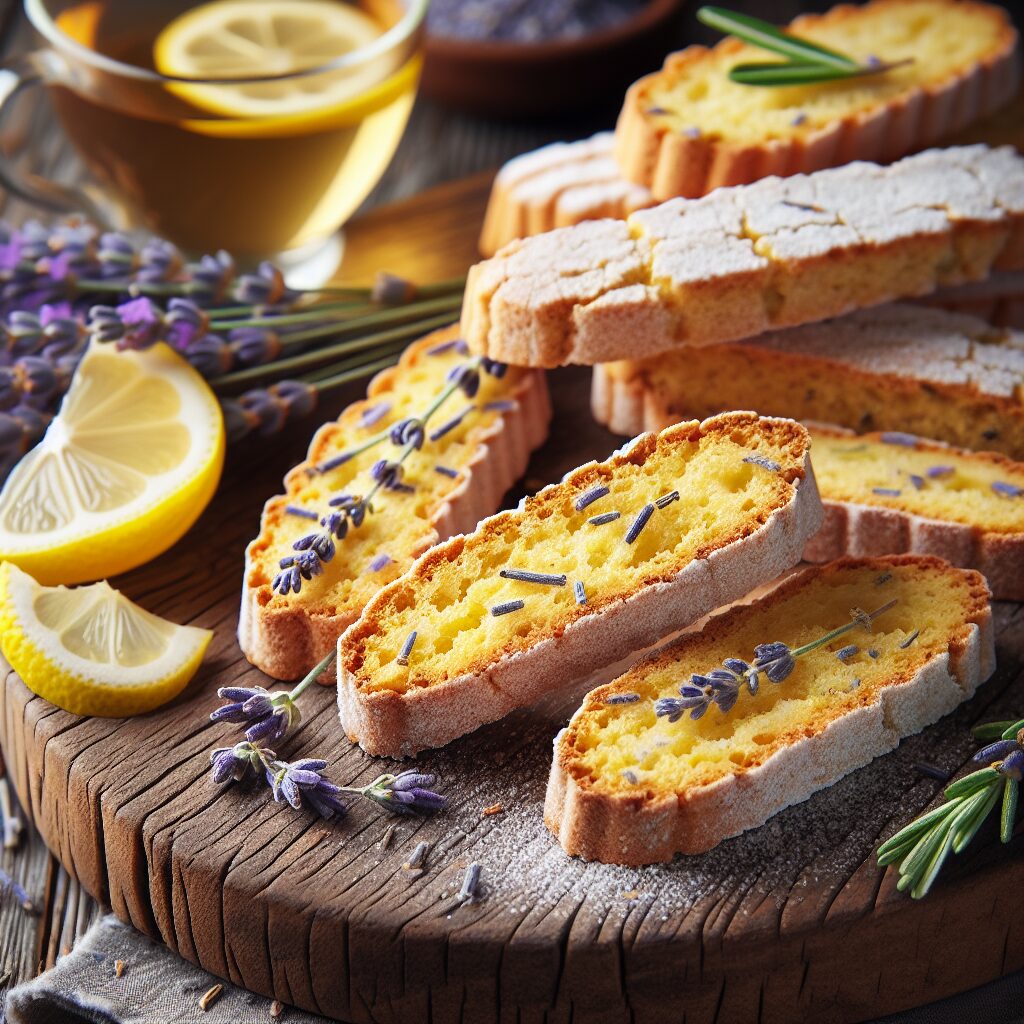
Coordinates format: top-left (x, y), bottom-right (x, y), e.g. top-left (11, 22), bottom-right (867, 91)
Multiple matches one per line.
top-left (655, 599), bottom-right (898, 723)
top-left (877, 716), bottom-right (1023, 898)
top-left (348, 771), bottom-right (448, 815)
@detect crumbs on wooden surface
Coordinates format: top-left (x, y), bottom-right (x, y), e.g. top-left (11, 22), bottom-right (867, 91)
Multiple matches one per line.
top-left (199, 983), bottom-right (223, 1012)
top-left (482, 802), bottom-right (504, 816)
top-left (114, 959), bottom-right (125, 978)
top-left (270, 999), bottom-right (284, 1018)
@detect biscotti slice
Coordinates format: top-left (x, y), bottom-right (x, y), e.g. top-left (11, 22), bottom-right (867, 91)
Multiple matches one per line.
top-left (463, 145), bottom-right (1024, 367)
top-left (337, 412), bottom-right (823, 757)
top-left (240, 326), bottom-right (550, 680)
top-left (592, 303), bottom-right (1024, 459)
top-left (804, 427), bottom-right (1024, 600)
top-left (616, 0), bottom-right (1019, 201)
top-left (546, 555), bottom-right (994, 865)
top-left (479, 133), bottom-right (655, 256)
top-left (915, 269), bottom-right (1024, 328)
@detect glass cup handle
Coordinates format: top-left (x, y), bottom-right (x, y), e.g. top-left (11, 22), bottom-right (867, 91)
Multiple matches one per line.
top-left (0, 52), bottom-right (112, 225)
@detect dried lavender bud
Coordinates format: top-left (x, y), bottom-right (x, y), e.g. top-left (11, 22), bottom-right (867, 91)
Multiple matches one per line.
top-left (0, 369), bottom-right (19, 411)
top-left (458, 863), bottom-right (482, 905)
top-left (574, 580), bottom-right (586, 605)
top-left (926, 466), bottom-right (954, 479)
top-left (434, 464), bottom-right (458, 478)
top-left (483, 399), bottom-right (516, 412)
top-left (396, 631), bottom-right (417, 666)
top-left (880, 432), bottom-right (919, 447)
top-left (359, 771), bottom-right (447, 815)
top-left (835, 645), bottom-right (858, 662)
top-left (329, 493), bottom-right (367, 527)
top-left (13, 356), bottom-right (57, 402)
top-left (211, 684), bottom-right (301, 746)
top-left (604, 692), bottom-right (640, 705)
top-left (997, 749), bottom-right (1024, 780)
top-left (220, 398), bottom-right (255, 444)
top-left (265, 757), bottom-right (348, 819)
top-left (229, 326), bottom-right (281, 366)
top-left (753, 641), bottom-right (796, 684)
top-left (791, 111), bottom-right (808, 126)
top-left (232, 261), bottom-right (291, 306)
top-left (372, 271), bottom-right (416, 305)
top-left (360, 402), bottom-right (390, 427)
top-left (655, 490), bottom-right (679, 509)
top-left (481, 357), bottom-right (507, 379)
top-left (6, 310), bottom-right (43, 354)
top-left (447, 363), bottom-right (480, 399)
top-left (137, 238), bottom-right (182, 284)
top-left (972, 738), bottom-right (1020, 766)
top-left (872, 487), bottom-right (902, 497)
top-left (185, 334), bottom-right (233, 378)
top-left (271, 380), bottom-right (317, 419)
top-left (426, 337), bottom-right (466, 356)
top-left (428, 406), bottom-right (471, 442)
top-left (389, 416), bottom-right (425, 450)
top-left (491, 599), bottom-right (525, 616)
top-left (908, 474), bottom-right (925, 491)
top-left (575, 485), bottom-right (609, 511)
top-left (371, 458), bottom-right (412, 492)
top-left (588, 511), bottom-right (620, 525)
top-left (743, 453), bottom-right (781, 472)
top-left (624, 503), bottom-right (655, 544)
top-left (187, 250), bottom-right (235, 305)
top-left (87, 305), bottom-right (127, 344)
top-left (210, 740), bottom-right (263, 784)
top-left (992, 481), bottom-right (1023, 498)
top-left (39, 306), bottom-right (84, 357)
top-left (285, 505), bottom-right (318, 520)
top-left (239, 386), bottom-right (286, 435)
top-left (367, 553), bottom-right (392, 572)
top-left (96, 231), bottom-right (136, 277)
top-left (499, 569), bottom-right (566, 586)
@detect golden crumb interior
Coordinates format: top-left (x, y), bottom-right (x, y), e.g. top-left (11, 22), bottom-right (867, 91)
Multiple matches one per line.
top-left (561, 558), bottom-right (984, 796)
top-left (811, 428), bottom-right (1024, 532)
top-left (642, 0), bottom-right (1012, 145)
top-left (246, 331), bottom-right (530, 617)
top-left (346, 416), bottom-right (809, 692)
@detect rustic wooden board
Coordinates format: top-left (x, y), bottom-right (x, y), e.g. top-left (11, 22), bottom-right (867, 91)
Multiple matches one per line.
top-left (0, 175), bottom-right (1023, 1024)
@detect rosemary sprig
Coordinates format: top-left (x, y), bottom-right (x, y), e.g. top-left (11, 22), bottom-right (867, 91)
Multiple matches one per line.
top-left (697, 6), bottom-right (913, 87)
top-left (877, 717), bottom-right (1023, 898)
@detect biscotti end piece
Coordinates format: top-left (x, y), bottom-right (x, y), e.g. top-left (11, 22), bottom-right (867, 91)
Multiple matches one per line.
top-left (615, 0), bottom-right (1020, 201)
top-left (338, 412), bottom-right (823, 757)
top-left (591, 303), bottom-right (1024, 459)
top-left (804, 426), bottom-right (1024, 600)
top-left (479, 133), bottom-right (655, 256)
top-left (463, 146), bottom-right (1024, 367)
top-left (546, 555), bottom-right (994, 865)
top-left (240, 326), bottom-right (550, 680)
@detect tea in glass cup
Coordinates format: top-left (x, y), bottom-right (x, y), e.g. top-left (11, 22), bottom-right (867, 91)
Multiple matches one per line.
top-left (7, 0), bottom-right (425, 276)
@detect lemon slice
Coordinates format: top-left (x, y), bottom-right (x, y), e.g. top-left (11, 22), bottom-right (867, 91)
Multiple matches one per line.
top-left (153, 0), bottom-right (390, 120)
top-left (0, 342), bottom-right (224, 586)
top-left (0, 563), bottom-right (212, 716)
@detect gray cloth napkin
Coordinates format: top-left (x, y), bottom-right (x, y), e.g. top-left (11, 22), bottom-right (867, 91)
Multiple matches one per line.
top-left (5, 914), bottom-right (1023, 1024)
top-left (4, 915), bottom-right (330, 1024)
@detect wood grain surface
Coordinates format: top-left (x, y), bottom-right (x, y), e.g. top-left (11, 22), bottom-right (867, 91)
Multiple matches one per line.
top-left (0, 170), bottom-right (1020, 1022)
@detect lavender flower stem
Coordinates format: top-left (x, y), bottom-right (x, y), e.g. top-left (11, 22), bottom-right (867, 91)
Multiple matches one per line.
top-left (789, 598), bottom-right (898, 659)
top-left (208, 313), bottom-right (456, 388)
top-left (288, 648), bottom-right (338, 703)
top-left (205, 298), bottom-right (370, 324)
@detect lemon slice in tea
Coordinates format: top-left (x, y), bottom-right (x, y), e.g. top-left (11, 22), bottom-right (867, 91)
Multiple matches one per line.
top-left (0, 342), bottom-right (224, 586)
top-left (153, 0), bottom-right (394, 119)
top-left (0, 562), bottom-right (212, 717)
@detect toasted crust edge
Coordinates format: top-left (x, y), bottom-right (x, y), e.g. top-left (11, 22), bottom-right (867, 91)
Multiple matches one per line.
top-left (337, 412), bottom-right (824, 758)
top-left (614, 0), bottom-right (1021, 200)
top-left (238, 327), bottom-right (551, 680)
top-left (544, 555), bottom-right (996, 865)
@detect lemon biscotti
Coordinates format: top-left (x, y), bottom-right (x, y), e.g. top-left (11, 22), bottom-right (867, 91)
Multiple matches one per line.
top-left (546, 555), bottom-right (994, 864)
top-left (616, 0), bottom-right (1019, 201)
top-left (462, 145), bottom-right (1024, 367)
top-left (479, 133), bottom-right (655, 256)
top-left (240, 326), bottom-right (550, 680)
top-left (338, 412), bottom-right (823, 757)
top-left (805, 427), bottom-right (1024, 600)
top-left (592, 303), bottom-right (1024, 457)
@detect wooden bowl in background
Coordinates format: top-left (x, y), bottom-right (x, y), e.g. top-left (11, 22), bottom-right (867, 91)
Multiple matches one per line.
top-left (420, 0), bottom-right (689, 117)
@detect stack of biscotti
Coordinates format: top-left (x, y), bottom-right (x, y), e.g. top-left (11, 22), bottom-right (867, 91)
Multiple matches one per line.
top-left (479, 0), bottom-right (1020, 254)
top-left (461, 145), bottom-right (1024, 600)
top-left (240, 326), bottom-right (550, 680)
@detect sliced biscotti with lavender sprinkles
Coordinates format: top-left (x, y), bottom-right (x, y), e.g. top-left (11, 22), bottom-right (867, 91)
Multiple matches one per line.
top-left (240, 326), bottom-right (550, 680)
top-left (615, 0), bottom-right (1019, 201)
top-left (479, 133), bottom-right (654, 257)
top-left (462, 145), bottom-right (1024, 367)
top-left (804, 427), bottom-right (1024, 600)
top-left (592, 303), bottom-right (1024, 459)
top-left (546, 555), bottom-right (994, 865)
top-left (337, 412), bottom-right (823, 757)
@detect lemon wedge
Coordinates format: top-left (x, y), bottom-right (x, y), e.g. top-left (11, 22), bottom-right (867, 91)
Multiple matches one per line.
top-left (0, 342), bottom-right (224, 586)
top-left (0, 563), bottom-right (212, 716)
top-left (153, 0), bottom-right (394, 120)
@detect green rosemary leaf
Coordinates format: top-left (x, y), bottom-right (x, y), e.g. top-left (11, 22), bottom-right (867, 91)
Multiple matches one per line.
top-left (696, 7), bottom-right (857, 70)
top-left (1001, 718), bottom-right (1024, 740)
top-left (910, 827), bottom-right (956, 900)
top-left (727, 60), bottom-right (906, 87)
top-left (951, 782), bottom-right (1001, 854)
top-left (944, 766), bottom-right (1001, 800)
top-left (896, 814), bottom-right (957, 888)
top-left (1002, 778), bottom-right (1019, 843)
top-left (971, 720), bottom-right (1017, 741)
top-left (877, 800), bottom-right (961, 862)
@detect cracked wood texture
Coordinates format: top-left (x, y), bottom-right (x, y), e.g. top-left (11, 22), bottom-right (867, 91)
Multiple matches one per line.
top-left (1, 143), bottom-right (1024, 1024)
